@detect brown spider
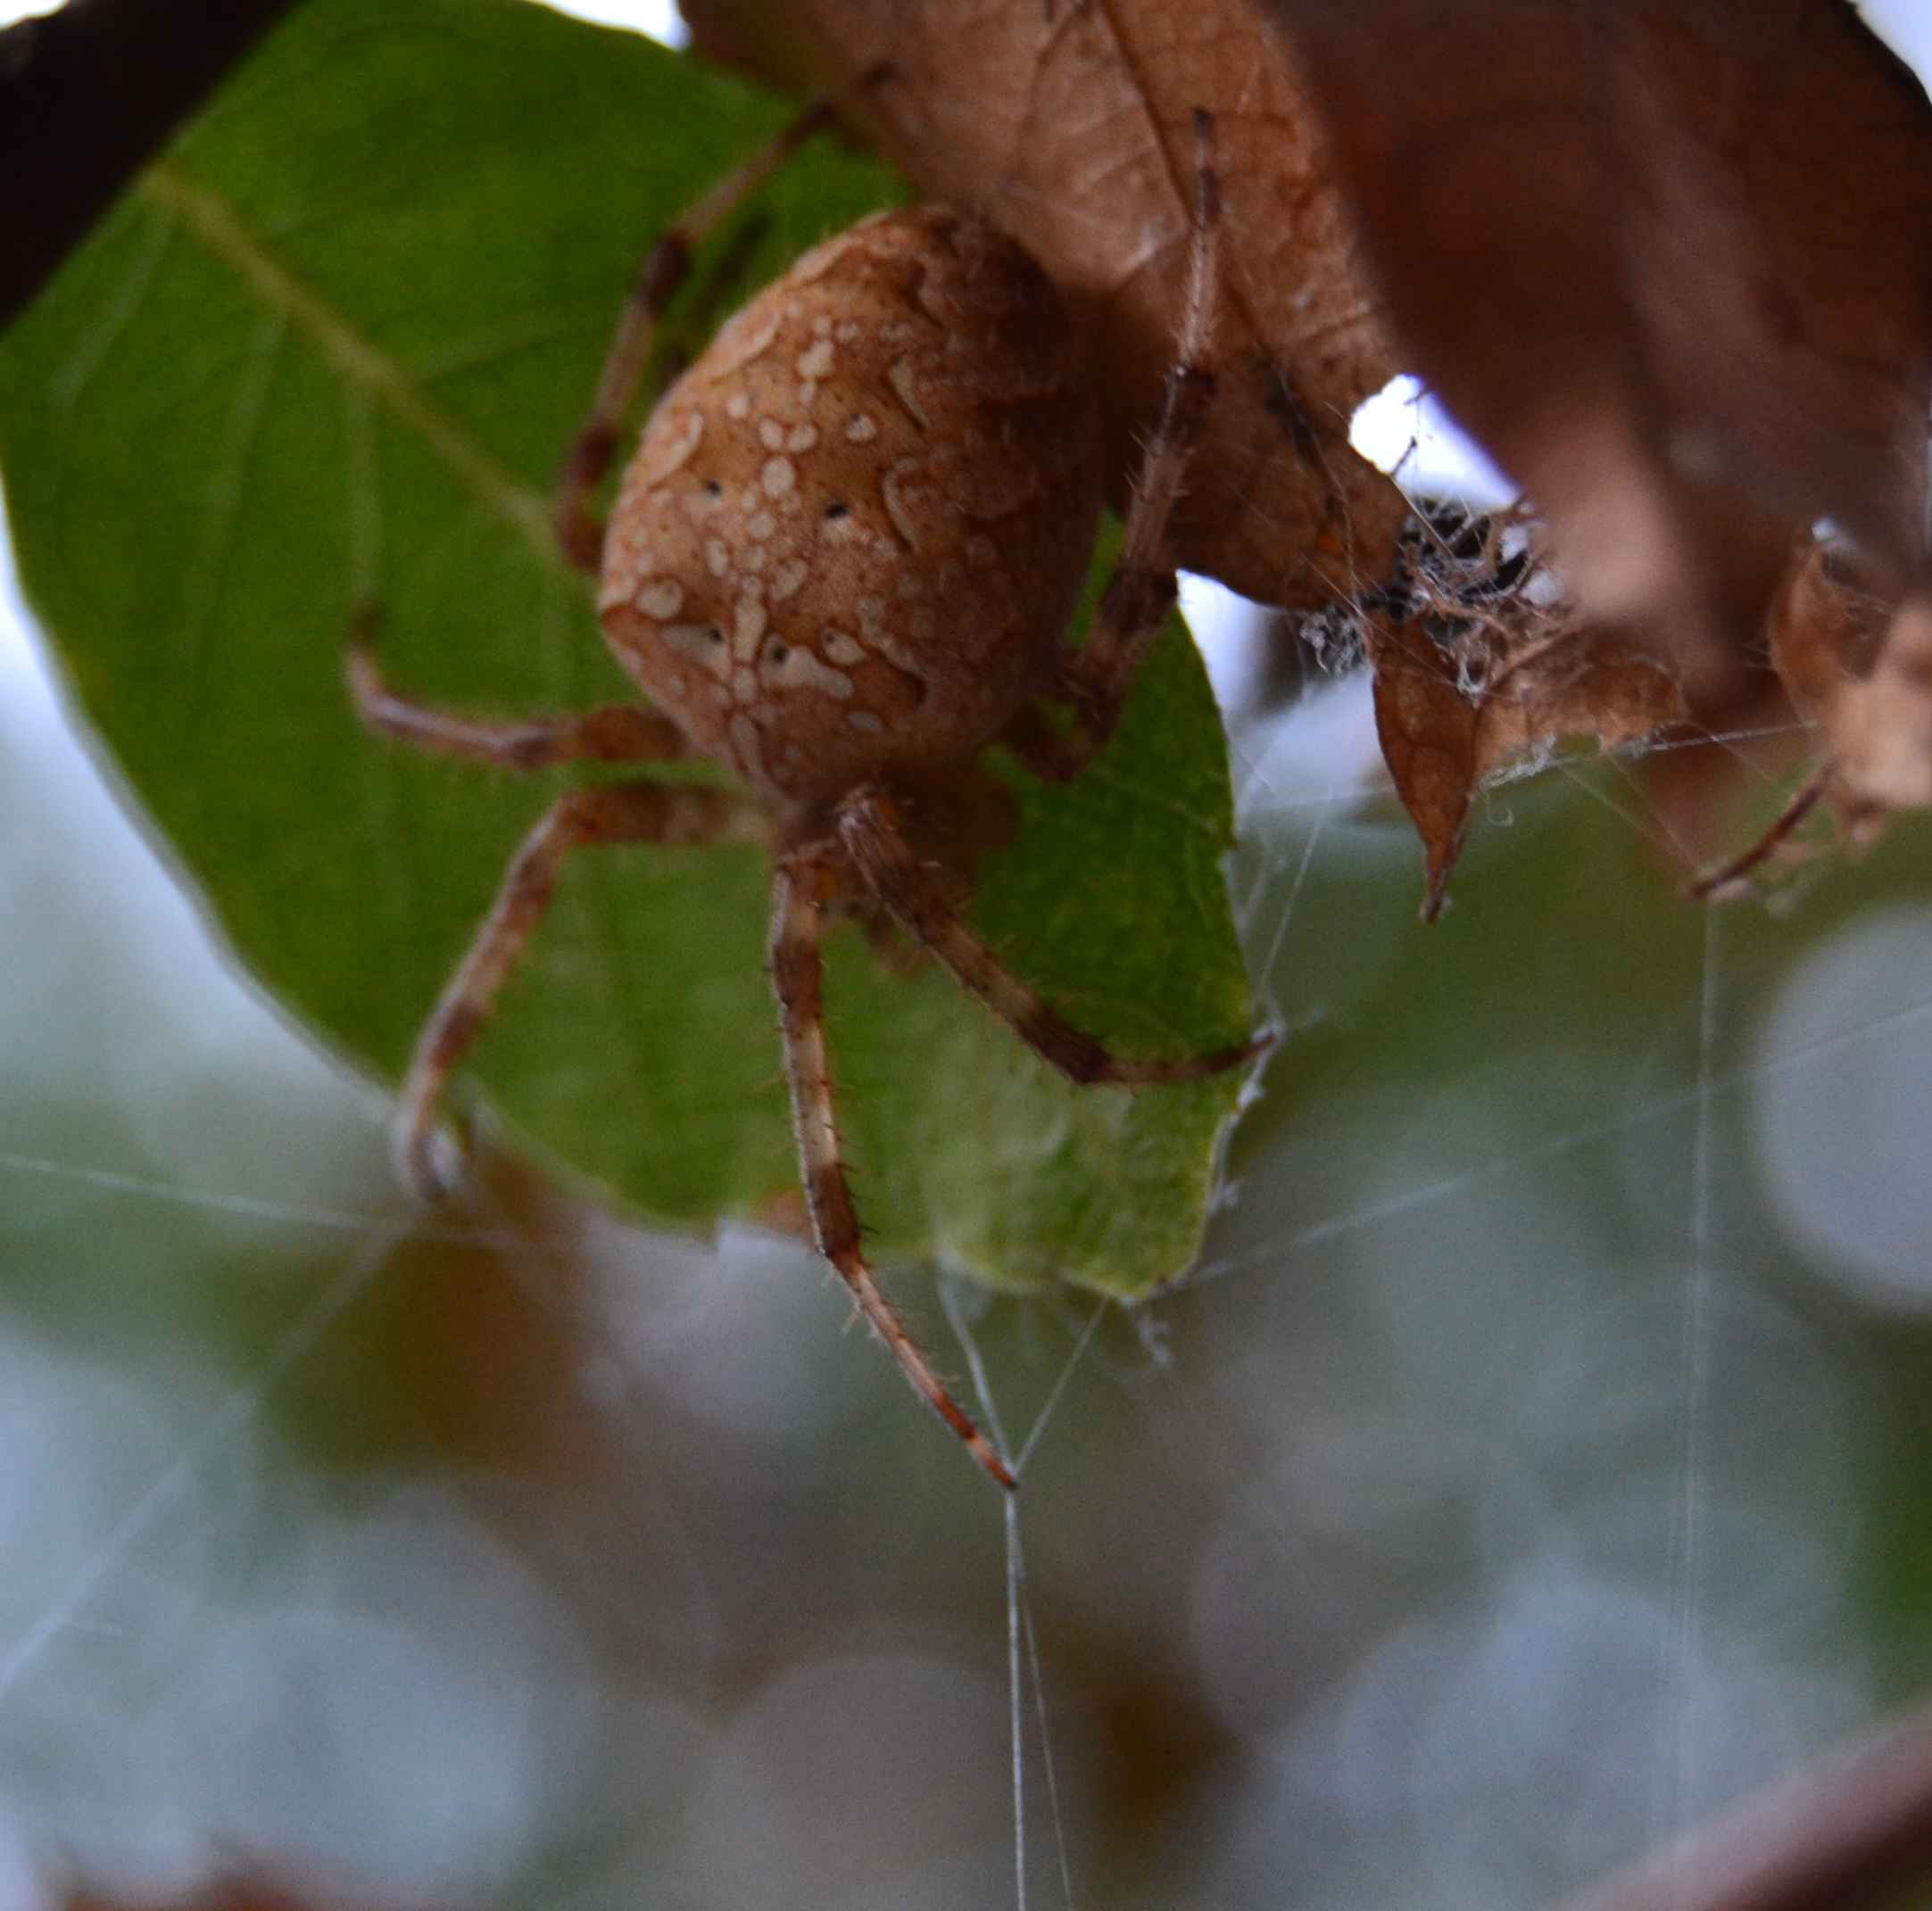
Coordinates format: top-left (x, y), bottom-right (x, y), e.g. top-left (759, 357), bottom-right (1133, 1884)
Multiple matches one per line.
top-left (347, 103), bottom-right (1267, 1490)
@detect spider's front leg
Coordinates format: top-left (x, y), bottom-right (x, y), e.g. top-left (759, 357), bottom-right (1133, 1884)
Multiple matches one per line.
top-left (769, 849), bottom-right (1018, 1492)
top-left (395, 781), bottom-right (768, 1199)
top-left (1004, 107), bottom-right (1223, 784)
top-left (551, 94), bottom-right (842, 573)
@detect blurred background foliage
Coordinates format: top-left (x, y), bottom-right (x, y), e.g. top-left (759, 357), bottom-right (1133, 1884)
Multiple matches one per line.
top-left (4, 4), bottom-right (1932, 1909)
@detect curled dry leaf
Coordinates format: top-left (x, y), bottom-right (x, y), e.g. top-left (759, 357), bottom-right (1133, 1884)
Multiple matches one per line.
top-left (1695, 542), bottom-right (1932, 893)
top-left (690, 0), bottom-right (1932, 906)
top-left (1771, 542), bottom-right (1895, 739)
top-left (1255, 0), bottom-right (1932, 699)
top-left (681, 0), bottom-right (1410, 610)
top-left (1360, 514), bottom-right (1689, 913)
top-left (1379, 523), bottom-right (1932, 914)
top-left (1827, 598), bottom-right (1932, 815)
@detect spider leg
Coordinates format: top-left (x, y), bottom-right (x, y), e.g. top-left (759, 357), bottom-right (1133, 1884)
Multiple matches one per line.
top-left (769, 849), bottom-right (1018, 1492)
top-left (1686, 760), bottom-right (1834, 900)
top-left (347, 606), bottom-right (688, 769)
top-left (841, 788), bottom-right (1270, 1087)
top-left (991, 700), bottom-right (1089, 786)
top-left (395, 781), bottom-right (768, 1199)
top-left (551, 95), bottom-right (842, 574)
top-left (1041, 107), bottom-right (1223, 778)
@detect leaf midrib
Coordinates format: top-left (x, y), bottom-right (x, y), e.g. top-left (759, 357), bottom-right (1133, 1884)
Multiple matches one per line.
top-left (142, 158), bottom-right (556, 562)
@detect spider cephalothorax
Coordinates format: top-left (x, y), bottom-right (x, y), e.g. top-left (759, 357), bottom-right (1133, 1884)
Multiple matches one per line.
top-left (350, 106), bottom-right (1265, 1488)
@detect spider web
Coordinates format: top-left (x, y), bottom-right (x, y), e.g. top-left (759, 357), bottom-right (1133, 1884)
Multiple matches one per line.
top-left (7, 459), bottom-right (1932, 1911)
top-left (6, 16), bottom-right (1932, 1910)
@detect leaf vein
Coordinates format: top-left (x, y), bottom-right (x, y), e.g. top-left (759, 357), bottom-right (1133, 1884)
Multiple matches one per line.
top-left (141, 161), bottom-right (555, 563)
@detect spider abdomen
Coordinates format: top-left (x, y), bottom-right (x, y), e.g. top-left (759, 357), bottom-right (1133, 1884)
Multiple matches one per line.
top-left (599, 206), bottom-right (1103, 807)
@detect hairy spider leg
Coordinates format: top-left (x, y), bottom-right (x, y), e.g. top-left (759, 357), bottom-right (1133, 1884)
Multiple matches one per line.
top-left (1687, 759), bottom-right (1833, 900)
top-left (768, 851), bottom-right (1019, 1491)
top-left (392, 782), bottom-right (768, 1198)
top-left (1003, 109), bottom-right (1224, 784)
top-left (551, 95), bottom-right (845, 573)
top-left (347, 606), bottom-right (690, 770)
top-left (840, 788), bottom-right (1270, 1085)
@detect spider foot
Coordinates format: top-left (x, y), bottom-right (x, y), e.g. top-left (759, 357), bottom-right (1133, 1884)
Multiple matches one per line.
top-left (392, 1105), bottom-right (475, 1207)
top-left (1236, 1022), bottom-right (1280, 1071)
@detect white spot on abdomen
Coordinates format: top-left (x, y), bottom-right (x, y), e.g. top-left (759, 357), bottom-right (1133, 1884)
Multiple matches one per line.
top-left (729, 711), bottom-right (767, 781)
top-left (655, 411), bottom-right (703, 475)
top-left (733, 593), bottom-right (768, 658)
top-left (767, 647), bottom-right (854, 700)
top-left (661, 623), bottom-right (730, 679)
top-left (792, 233), bottom-right (860, 284)
top-left (882, 459), bottom-right (928, 553)
top-left (710, 308), bottom-right (780, 375)
top-left (888, 359), bottom-right (929, 431)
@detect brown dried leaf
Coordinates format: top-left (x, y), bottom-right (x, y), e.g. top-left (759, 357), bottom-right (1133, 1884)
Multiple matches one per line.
top-left (1363, 610), bottom-right (1483, 912)
top-left (1256, 0), bottom-right (1932, 690)
top-left (1835, 600), bottom-right (1932, 811)
top-left (682, 0), bottom-right (1410, 609)
top-left (1678, 542), bottom-right (1932, 898)
top-left (1769, 542), bottom-right (1890, 733)
top-left (1364, 528), bottom-right (1688, 912)
top-left (1771, 542), bottom-right (1932, 817)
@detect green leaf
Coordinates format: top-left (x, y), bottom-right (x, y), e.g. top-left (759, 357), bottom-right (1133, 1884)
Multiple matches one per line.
top-left (0, 0), bottom-right (1256, 1297)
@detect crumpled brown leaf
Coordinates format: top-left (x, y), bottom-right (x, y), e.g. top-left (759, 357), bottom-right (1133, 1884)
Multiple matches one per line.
top-left (1359, 514), bottom-right (1689, 913)
top-left (1816, 597), bottom-right (1932, 817)
top-left (682, 0), bottom-right (1410, 610)
top-left (1372, 520), bottom-right (1932, 911)
top-left (685, 0), bottom-right (1932, 898)
top-left (1686, 542), bottom-right (1932, 895)
top-left (1253, 0), bottom-right (1932, 699)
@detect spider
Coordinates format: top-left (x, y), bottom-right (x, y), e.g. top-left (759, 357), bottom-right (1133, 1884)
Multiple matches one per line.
top-left (346, 100), bottom-right (1267, 1490)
